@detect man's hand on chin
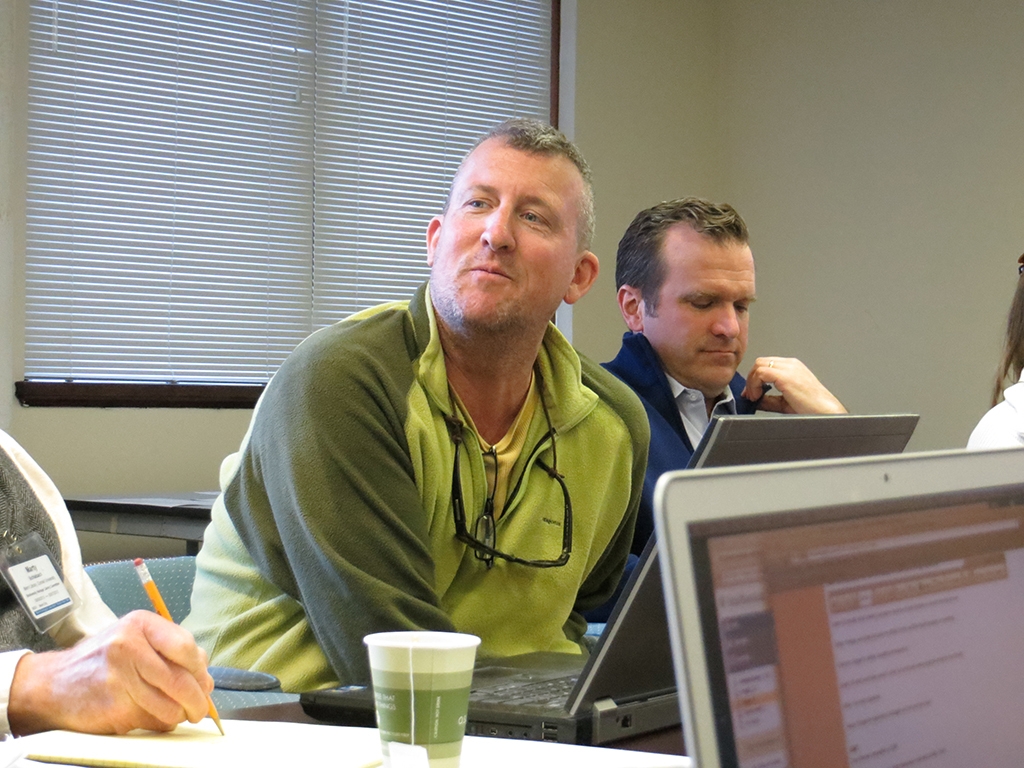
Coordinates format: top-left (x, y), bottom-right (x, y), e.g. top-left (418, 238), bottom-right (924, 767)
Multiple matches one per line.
top-left (7, 610), bottom-right (214, 736)
top-left (742, 356), bottom-right (847, 415)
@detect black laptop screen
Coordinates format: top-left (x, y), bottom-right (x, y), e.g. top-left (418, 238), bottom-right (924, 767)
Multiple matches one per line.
top-left (690, 484), bottom-right (1024, 768)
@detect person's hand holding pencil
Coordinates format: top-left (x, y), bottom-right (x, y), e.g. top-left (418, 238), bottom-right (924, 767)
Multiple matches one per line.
top-left (8, 607), bottom-right (217, 735)
top-left (134, 558), bottom-right (224, 735)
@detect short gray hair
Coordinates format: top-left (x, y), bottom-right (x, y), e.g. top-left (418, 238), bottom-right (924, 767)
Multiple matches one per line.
top-left (445, 118), bottom-right (595, 250)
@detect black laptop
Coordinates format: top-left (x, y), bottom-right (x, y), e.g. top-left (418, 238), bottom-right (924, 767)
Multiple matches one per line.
top-left (301, 536), bottom-right (678, 745)
top-left (302, 412), bottom-right (920, 745)
top-left (687, 413), bottom-right (920, 469)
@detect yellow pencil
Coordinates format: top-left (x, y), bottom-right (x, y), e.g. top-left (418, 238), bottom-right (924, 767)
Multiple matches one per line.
top-left (133, 558), bottom-right (225, 736)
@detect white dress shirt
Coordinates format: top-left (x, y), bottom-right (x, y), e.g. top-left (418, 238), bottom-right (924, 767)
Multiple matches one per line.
top-left (666, 376), bottom-right (738, 448)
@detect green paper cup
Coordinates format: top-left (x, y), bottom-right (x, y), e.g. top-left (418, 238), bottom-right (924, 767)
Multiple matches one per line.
top-left (365, 631), bottom-right (481, 768)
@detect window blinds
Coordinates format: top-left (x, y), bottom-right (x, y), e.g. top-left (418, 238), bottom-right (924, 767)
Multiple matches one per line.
top-left (25, 0), bottom-right (551, 385)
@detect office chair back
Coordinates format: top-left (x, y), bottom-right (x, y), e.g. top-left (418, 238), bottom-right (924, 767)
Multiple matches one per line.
top-left (85, 556), bottom-right (196, 624)
top-left (84, 555), bottom-right (292, 707)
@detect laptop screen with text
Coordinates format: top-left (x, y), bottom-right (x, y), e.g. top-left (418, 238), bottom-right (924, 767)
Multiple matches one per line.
top-left (655, 448), bottom-right (1024, 768)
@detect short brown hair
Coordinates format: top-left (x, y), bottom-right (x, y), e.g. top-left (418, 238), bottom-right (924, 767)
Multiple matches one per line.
top-left (615, 197), bottom-right (749, 312)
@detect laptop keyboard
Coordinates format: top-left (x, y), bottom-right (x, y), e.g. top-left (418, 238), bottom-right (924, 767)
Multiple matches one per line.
top-left (471, 673), bottom-right (577, 709)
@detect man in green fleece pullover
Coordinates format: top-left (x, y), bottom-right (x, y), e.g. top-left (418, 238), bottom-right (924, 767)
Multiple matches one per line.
top-left (184, 119), bottom-right (649, 691)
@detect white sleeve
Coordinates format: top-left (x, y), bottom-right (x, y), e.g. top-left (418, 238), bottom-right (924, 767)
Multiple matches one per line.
top-left (0, 431), bottom-right (120, 737)
top-left (0, 432), bottom-right (117, 644)
top-left (967, 401), bottom-right (1024, 450)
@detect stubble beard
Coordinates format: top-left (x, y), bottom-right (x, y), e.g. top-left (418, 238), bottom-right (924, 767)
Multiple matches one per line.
top-left (430, 277), bottom-right (532, 339)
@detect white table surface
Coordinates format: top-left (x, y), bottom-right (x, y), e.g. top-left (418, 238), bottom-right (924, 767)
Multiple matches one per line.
top-left (14, 718), bottom-right (692, 768)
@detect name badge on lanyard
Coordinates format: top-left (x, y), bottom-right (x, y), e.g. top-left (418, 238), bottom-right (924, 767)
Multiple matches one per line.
top-left (0, 531), bottom-right (78, 633)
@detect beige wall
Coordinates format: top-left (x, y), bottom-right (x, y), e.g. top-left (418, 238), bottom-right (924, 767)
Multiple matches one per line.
top-left (571, 0), bottom-right (1024, 454)
top-left (1, 1), bottom-right (1022, 558)
top-left (573, 0), bottom-right (724, 362)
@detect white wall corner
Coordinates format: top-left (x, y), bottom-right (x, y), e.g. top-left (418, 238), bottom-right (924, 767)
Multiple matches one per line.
top-left (555, 0), bottom-right (578, 343)
top-left (0, 2), bottom-right (28, 432)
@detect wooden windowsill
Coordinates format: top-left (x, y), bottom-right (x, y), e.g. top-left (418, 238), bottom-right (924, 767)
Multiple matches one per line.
top-left (15, 381), bottom-right (263, 408)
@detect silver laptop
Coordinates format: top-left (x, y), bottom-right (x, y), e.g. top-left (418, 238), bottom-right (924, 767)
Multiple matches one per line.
top-left (655, 447), bottom-right (1024, 768)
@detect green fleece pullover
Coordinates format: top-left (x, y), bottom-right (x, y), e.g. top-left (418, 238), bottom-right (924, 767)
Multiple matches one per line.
top-left (184, 284), bottom-right (649, 691)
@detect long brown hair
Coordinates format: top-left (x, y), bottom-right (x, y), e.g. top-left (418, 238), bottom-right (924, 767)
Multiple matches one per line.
top-left (992, 254), bottom-right (1024, 405)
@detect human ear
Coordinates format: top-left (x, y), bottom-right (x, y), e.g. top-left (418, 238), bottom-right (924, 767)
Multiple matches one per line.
top-left (617, 285), bottom-right (646, 332)
top-left (562, 251), bottom-right (600, 305)
top-left (425, 215), bottom-right (444, 266)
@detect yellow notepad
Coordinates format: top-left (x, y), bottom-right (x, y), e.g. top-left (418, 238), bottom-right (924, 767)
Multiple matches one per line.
top-left (18, 719), bottom-right (383, 768)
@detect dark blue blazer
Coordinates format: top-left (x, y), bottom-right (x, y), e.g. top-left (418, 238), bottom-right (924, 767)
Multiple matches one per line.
top-left (603, 332), bottom-right (757, 555)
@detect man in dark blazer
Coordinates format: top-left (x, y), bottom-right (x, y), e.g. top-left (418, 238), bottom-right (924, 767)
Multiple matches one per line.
top-left (604, 198), bottom-right (846, 554)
